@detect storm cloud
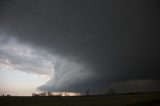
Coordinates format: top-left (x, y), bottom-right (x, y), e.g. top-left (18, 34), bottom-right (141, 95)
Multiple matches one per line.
top-left (0, 0), bottom-right (159, 93)
top-left (0, 36), bottom-right (55, 76)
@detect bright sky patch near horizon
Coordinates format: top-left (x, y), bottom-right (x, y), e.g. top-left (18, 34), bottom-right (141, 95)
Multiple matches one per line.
top-left (0, 36), bottom-right (55, 96)
top-left (0, 69), bottom-right (50, 96)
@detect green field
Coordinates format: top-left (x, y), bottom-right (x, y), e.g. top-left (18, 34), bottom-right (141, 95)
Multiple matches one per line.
top-left (1, 92), bottom-right (160, 106)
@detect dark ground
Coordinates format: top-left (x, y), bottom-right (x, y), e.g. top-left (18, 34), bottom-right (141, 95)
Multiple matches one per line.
top-left (0, 92), bottom-right (160, 106)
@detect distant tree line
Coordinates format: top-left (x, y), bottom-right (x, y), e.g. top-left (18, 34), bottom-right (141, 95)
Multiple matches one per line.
top-left (32, 91), bottom-right (67, 97)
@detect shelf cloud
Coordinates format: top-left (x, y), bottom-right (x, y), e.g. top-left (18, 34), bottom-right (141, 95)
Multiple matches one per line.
top-left (0, 0), bottom-right (159, 94)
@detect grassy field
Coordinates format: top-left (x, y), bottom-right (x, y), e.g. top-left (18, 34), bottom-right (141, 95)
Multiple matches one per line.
top-left (0, 92), bottom-right (160, 106)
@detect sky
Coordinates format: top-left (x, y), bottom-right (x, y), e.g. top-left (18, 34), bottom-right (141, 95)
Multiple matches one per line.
top-left (0, 0), bottom-right (160, 96)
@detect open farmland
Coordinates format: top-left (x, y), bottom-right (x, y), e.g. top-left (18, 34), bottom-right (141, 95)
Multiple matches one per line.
top-left (0, 92), bottom-right (160, 106)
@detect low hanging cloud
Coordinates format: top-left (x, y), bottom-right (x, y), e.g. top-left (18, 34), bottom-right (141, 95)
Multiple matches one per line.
top-left (0, 35), bottom-right (96, 92)
top-left (0, 36), bottom-right (55, 76)
top-left (38, 57), bottom-right (96, 92)
top-left (0, 0), bottom-right (160, 94)
top-left (109, 80), bottom-right (160, 93)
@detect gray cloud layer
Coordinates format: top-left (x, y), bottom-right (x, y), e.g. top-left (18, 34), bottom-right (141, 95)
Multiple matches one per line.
top-left (0, 0), bottom-right (159, 93)
top-left (0, 36), bottom-right (55, 75)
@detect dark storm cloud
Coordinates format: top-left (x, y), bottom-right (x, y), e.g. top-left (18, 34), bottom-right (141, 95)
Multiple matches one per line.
top-left (0, 0), bottom-right (159, 93)
top-left (110, 80), bottom-right (160, 93)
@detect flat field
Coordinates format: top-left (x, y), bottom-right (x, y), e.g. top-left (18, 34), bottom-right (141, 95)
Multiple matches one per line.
top-left (0, 92), bottom-right (160, 106)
